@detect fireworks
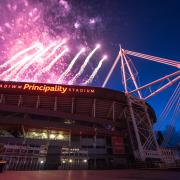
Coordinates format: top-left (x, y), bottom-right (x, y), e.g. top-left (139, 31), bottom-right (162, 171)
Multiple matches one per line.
top-left (0, 0), bottom-right (106, 85)
top-left (68, 44), bottom-right (101, 84)
top-left (14, 42), bottom-right (57, 81)
top-left (42, 48), bottom-right (69, 72)
top-left (1, 43), bottom-right (106, 84)
top-left (83, 55), bottom-right (107, 85)
top-left (1, 47), bottom-right (43, 80)
top-left (0, 41), bottom-right (106, 85)
top-left (0, 43), bottom-right (40, 69)
top-left (57, 47), bottom-right (86, 83)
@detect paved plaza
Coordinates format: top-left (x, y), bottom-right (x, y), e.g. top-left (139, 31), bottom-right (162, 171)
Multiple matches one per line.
top-left (0, 170), bottom-right (180, 180)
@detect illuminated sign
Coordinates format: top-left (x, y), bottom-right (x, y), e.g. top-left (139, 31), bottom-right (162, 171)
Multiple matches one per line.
top-left (23, 84), bottom-right (67, 93)
top-left (0, 82), bottom-right (95, 95)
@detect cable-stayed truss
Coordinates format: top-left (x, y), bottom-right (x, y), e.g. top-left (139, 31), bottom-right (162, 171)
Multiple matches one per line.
top-left (102, 46), bottom-right (180, 161)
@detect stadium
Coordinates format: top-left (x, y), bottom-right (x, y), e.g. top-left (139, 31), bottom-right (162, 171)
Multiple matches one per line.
top-left (0, 81), bottom-right (161, 170)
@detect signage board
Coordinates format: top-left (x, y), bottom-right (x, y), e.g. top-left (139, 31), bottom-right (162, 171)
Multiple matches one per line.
top-left (0, 81), bottom-right (96, 96)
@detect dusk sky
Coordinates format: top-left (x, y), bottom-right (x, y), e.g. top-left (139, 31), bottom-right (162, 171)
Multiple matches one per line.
top-left (0, 0), bottom-right (179, 131)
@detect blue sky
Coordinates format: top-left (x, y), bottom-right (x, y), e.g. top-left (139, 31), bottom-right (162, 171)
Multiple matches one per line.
top-left (89, 0), bottom-right (180, 131)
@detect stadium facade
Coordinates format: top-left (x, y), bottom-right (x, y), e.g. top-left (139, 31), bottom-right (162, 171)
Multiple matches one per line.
top-left (0, 81), bottom-right (161, 170)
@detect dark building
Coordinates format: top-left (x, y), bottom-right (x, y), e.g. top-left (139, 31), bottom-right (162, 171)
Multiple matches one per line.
top-left (0, 81), bottom-right (161, 170)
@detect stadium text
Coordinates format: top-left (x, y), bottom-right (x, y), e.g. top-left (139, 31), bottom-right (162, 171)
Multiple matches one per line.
top-left (0, 83), bottom-right (95, 94)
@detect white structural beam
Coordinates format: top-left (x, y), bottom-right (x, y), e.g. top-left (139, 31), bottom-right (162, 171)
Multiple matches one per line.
top-left (130, 70), bottom-right (180, 94)
top-left (102, 48), bottom-right (121, 88)
top-left (144, 76), bottom-right (180, 100)
top-left (120, 47), bottom-right (128, 93)
top-left (122, 53), bottom-right (142, 98)
top-left (124, 49), bottom-right (180, 68)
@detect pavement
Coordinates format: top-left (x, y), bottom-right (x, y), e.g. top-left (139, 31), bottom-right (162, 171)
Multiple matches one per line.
top-left (0, 169), bottom-right (180, 180)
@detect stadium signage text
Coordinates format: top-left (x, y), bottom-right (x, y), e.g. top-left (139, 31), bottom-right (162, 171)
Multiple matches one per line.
top-left (0, 83), bottom-right (95, 94)
top-left (24, 84), bottom-right (68, 93)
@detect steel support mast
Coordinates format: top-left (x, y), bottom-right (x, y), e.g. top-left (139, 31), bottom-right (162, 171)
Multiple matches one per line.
top-left (102, 46), bottom-right (179, 161)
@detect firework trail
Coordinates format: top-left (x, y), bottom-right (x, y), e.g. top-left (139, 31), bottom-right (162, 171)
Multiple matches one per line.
top-left (32, 40), bottom-right (67, 81)
top-left (44, 39), bottom-right (66, 61)
top-left (2, 48), bottom-right (43, 80)
top-left (45, 48), bottom-right (68, 71)
top-left (0, 43), bottom-right (40, 69)
top-left (35, 48), bottom-right (68, 81)
top-left (83, 55), bottom-right (107, 85)
top-left (69, 44), bottom-right (100, 84)
top-left (57, 47), bottom-right (86, 83)
top-left (14, 42), bottom-right (57, 81)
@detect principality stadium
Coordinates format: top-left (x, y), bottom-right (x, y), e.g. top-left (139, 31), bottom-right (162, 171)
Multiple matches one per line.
top-left (0, 80), bottom-right (161, 170)
top-left (0, 0), bottom-right (179, 172)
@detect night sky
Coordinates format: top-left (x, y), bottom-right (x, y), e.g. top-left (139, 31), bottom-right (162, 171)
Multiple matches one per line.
top-left (89, 0), bottom-right (180, 131)
top-left (0, 0), bottom-right (179, 131)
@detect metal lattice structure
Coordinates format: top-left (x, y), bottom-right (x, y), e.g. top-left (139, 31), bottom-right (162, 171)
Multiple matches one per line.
top-left (103, 46), bottom-right (180, 161)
